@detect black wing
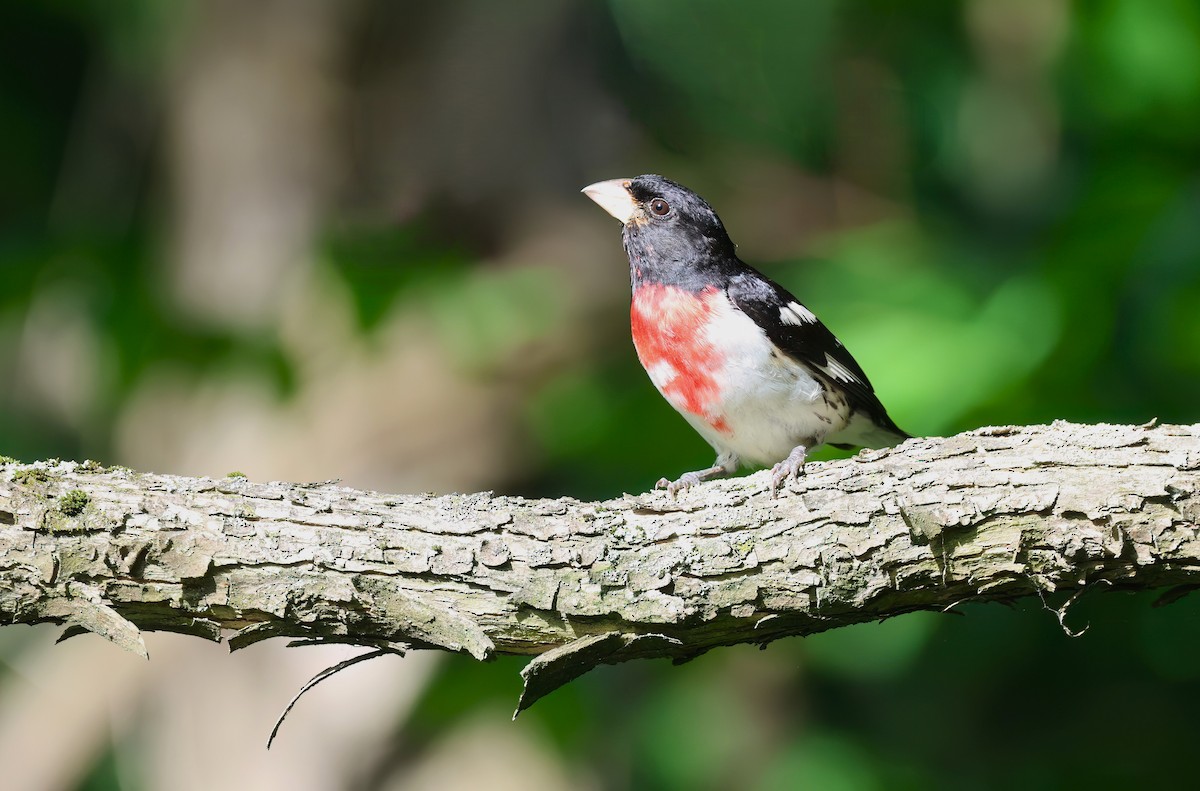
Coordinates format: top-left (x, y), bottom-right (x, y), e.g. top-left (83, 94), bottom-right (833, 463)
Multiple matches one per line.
top-left (725, 270), bottom-right (909, 439)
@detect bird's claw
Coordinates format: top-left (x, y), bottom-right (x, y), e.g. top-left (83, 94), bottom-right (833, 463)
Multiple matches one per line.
top-left (656, 471), bottom-right (702, 498)
top-left (769, 446), bottom-right (808, 498)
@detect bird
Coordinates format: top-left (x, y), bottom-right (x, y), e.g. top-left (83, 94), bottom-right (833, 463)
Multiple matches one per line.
top-left (582, 174), bottom-right (910, 496)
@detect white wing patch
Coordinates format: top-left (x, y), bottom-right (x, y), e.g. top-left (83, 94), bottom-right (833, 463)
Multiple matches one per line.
top-left (779, 301), bottom-right (818, 326)
top-left (822, 353), bottom-right (863, 385)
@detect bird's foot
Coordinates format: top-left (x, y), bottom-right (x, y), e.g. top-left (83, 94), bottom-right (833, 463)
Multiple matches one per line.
top-left (655, 463), bottom-right (729, 498)
top-left (769, 445), bottom-right (808, 498)
top-left (655, 472), bottom-right (703, 497)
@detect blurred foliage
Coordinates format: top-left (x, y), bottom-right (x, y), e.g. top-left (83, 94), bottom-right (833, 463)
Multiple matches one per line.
top-left (2, 0), bottom-right (1200, 789)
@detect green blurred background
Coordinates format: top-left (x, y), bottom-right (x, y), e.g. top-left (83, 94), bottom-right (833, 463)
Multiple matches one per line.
top-left (2, 1), bottom-right (1199, 789)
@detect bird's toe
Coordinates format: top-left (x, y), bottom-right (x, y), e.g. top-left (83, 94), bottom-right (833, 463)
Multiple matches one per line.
top-left (657, 471), bottom-right (702, 498)
top-left (769, 447), bottom-right (808, 498)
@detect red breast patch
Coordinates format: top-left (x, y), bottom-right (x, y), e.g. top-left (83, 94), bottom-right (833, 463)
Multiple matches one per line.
top-left (631, 284), bottom-right (730, 433)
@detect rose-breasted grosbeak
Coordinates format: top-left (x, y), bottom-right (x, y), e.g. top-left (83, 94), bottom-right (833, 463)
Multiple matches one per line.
top-left (583, 174), bottom-right (910, 496)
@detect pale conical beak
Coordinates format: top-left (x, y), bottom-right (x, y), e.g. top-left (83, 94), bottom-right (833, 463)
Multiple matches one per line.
top-left (582, 178), bottom-right (636, 224)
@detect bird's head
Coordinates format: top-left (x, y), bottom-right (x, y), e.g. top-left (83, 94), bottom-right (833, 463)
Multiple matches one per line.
top-left (582, 174), bottom-right (736, 283)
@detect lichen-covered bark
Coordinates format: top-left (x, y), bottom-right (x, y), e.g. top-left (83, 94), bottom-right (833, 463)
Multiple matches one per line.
top-left (2, 421), bottom-right (1198, 712)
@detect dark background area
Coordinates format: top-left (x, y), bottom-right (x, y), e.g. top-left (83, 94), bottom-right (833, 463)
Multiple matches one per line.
top-left (1, 1), bottom-right (1198, 789)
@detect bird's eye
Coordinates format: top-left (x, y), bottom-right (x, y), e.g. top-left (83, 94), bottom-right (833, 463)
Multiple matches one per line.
top-left (649, 198), bottom-right (671, 216)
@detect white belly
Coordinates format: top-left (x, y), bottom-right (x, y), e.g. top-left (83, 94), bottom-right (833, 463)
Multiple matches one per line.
top-left (681, 301), bottom-right (850, 467)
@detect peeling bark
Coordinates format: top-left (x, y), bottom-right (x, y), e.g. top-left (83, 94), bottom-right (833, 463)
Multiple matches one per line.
top-left (2, 421), bottom-right (1199, 713)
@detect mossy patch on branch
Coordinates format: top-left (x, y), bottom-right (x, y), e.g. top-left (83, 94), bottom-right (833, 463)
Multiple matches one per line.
top-left (59, 489), bottom-right (90, 516)
top-left (13, 468), bottom-right (50, 486)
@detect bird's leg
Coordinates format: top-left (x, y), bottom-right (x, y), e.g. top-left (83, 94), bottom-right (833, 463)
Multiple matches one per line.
top-left (770, 444), bottom-right (809, 498)
top-left (656, 453), bottom-right (737, 498)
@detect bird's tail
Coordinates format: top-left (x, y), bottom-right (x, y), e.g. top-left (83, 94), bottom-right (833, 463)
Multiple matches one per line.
top-left (828, 412), bottom-right (911, 450)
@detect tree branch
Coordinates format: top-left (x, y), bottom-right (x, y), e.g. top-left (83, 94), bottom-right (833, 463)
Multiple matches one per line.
top-left (2, 421), bottom-right (1198, 712)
